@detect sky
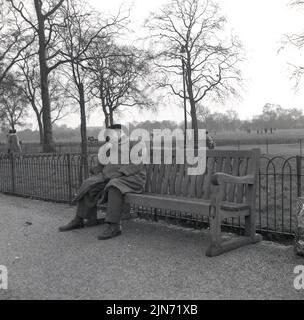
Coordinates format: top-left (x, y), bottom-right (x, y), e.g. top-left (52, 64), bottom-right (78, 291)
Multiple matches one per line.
top-left (57, 0), bottom-right (304, 128)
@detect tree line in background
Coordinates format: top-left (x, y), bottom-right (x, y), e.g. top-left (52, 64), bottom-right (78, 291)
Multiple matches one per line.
top-left (3, 103), bottom-right (304, 143)
top-left (198, 103), bottom-right (304, 132)
top-left (0, 0), bottom-right (304, 152)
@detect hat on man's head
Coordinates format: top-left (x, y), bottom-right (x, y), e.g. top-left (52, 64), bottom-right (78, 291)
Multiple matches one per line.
top-left (108, 124), bottom-right (128, 137)
top-left (108, 124), bottom-right (122, 130)
top-left (104, 124), bottom-right (127, 142)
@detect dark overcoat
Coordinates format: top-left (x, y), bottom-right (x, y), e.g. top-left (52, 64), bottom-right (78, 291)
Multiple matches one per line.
top-left (72, 141), bottom-right (147, 204)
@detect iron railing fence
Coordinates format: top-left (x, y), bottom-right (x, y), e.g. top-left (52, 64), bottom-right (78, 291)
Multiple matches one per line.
top-left (0, 153), bottom-right (98, 203)
top-left (0, 153), bottom-right (303, 237)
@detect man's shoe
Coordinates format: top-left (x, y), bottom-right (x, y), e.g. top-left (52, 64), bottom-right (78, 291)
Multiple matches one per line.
top-left (59, 218), bottom-right (84, 232)
top-left (97, 223), bottom-right (122, 240)
top-left (84, 218), bottom-right (106, 228)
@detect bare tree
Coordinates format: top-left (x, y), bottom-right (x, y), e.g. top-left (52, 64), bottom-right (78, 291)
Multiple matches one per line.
top-left (16, 51), bottom-right (69, 144)
top-left (8, 0), bottom-right (66, 152)
top-left (283, 1), bottom-right (304, 90)
top-left (55, 0), bottom-right (127, 177)
top-left (0, 1), bottom-right (35, 84)
top-left (0, 73), bottom-right (29, 130)
top-left (88, 39), bottom-right (154, 128)
top-left (146, 0), bottom-right (243, 148)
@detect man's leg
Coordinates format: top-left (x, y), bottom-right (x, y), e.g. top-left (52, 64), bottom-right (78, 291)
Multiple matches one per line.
top-left (59, 179), bottom-right (110, 232)
top-left (98, 187), bottom-right (124, 240)
top-left (105, 187), bottom-right (124, 224)
top-left (76, 194), bottom-right (98, 220)
top-left (59, 192), bottom-right (100, 232)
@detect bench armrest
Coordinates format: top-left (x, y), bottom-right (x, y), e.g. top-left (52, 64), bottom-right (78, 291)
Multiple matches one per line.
top-left (211, 173), bottom-right (255, 186)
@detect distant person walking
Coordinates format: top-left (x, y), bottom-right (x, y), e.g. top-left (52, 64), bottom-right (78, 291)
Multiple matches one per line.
top-left (206, 131), bottom-right (215, 149)
top-left (7, 129), bottom-right (21, 154)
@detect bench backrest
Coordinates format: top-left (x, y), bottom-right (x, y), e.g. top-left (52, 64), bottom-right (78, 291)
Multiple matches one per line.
top-left (145, 149), bottom-right (260, 203)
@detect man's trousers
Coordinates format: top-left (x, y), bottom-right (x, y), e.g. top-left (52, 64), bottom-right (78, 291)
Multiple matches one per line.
top-left (76, 183), bottom-right (124, 224)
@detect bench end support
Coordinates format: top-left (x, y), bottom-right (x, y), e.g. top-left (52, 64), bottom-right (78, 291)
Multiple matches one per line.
top-left (206, 234), bottom-right (263, 257)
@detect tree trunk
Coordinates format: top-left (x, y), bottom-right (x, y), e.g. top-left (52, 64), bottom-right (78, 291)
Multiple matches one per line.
top-left (185, 63), bottom-right (198, 152)
top-left (190, 101), bottom-right (198, 151)
top-left (182, 59), bottom-right (188, 153)
top-left (31, 102), bottom-right (44, 145)
top-left (34, 0), bottom-right (54, 153)
top-left (104, 115), bottom-right (109, 128)
top-left (109, 109), bottom-right (114, 127)
top-left (79, 83), bottom-right (89, 180)
top-left (99, 86), bottom-right (110, 128)
top-left (37, 116), bottom-right (44, 145)
top-left (10, 113), bottom-right (15, 131)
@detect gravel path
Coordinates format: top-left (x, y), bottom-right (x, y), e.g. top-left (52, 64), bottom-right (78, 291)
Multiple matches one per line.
top-left (0, 193), bottom-right (303, 300)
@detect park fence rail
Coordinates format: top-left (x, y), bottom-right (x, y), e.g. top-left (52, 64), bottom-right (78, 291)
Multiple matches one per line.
top-left (0, 153), bottom-right (303, 238)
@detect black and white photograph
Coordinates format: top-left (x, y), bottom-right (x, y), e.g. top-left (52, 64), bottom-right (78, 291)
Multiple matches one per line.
top-left (0, 0), bottom-right (304, 304)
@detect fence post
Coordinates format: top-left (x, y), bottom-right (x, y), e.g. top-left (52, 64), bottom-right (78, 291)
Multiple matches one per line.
top-left (78, 154), bottom-right (83, 188)
top-left (10, 153), bottom-right (15, 194)
top-left (66, 154), bottom-right (72, 205)
top-left (297, 156), bottom-right (302, 198)
top-left (300, 139), bottom-right (303, 156)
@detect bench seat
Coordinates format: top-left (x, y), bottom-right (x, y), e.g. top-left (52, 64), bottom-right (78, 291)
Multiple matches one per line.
top-left (125, 193), bottom-right (250, 216)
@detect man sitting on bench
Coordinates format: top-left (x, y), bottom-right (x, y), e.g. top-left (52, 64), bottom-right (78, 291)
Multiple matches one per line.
top-left (59, 124), bottom-right (147, 240)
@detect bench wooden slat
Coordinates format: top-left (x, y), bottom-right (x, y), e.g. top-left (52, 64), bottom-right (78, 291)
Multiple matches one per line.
top-left (151, 164), bottom-right (159, 193)
top-left (182, 165), bottom-right (190, 197)
top-left (221, 155), bottom-right (232, 201)
top-left (174, 164), bottom-right (184, 196)
top-left (196, 173), bottom-right (204, 198)
top-left (203, 157), bottom-right (215, 200)
top-left (236, 158), bottom-right (248, 203)
top-left (189, 174), bottom-right (197, 198)
top-left (169, 164), bottom-right (178, 195)
top-left (228, 157), bottom-right (240, 202)
top-left (161, 164), bottom-right (171, 194)
top-left (156, 164), bottom-right (166, 194)
top-left (215, 157), bottom-right (224, 172)
top-left (145, 164), bottom-right (154, 192)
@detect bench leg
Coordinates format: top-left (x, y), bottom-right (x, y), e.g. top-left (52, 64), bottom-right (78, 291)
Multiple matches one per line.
top-left (206, 234), bottom-right (262, 257)
top-left (206, 205), bottom-right (222, 257)
top-left (206, 206), bottom-right (263, 258)
top-left (244, 208), bottom-right (262, 241)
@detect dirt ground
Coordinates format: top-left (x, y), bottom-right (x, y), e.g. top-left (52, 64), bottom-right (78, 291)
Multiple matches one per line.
top-left (0, 193), bottom-right (303, 300)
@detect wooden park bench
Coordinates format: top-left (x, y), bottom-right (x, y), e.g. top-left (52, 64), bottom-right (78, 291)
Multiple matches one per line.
top-left (124, 149), bottom-right (262, 257)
